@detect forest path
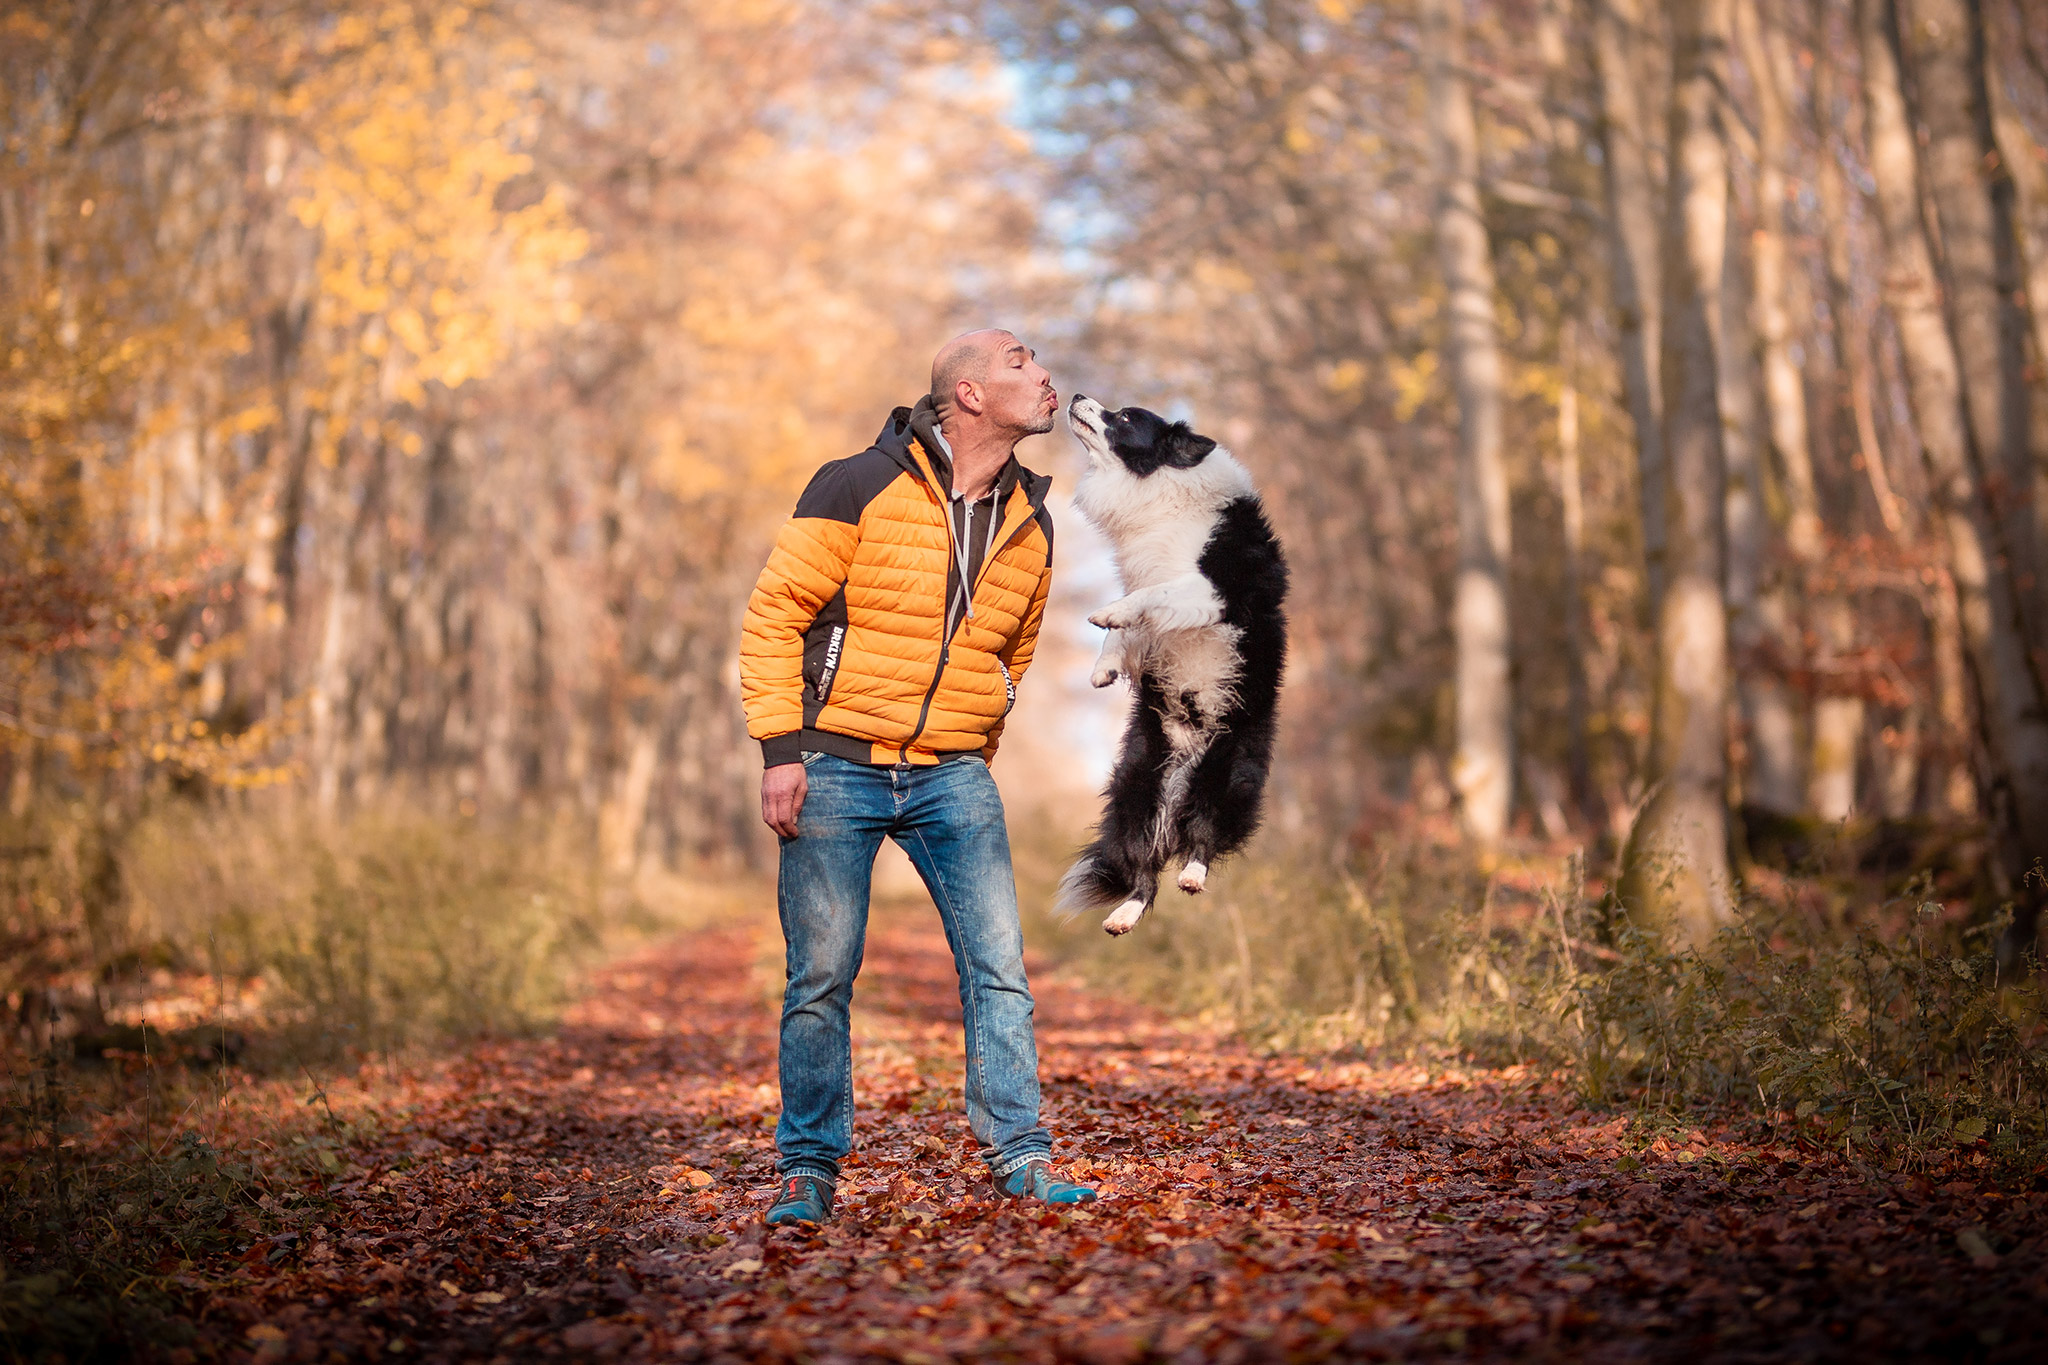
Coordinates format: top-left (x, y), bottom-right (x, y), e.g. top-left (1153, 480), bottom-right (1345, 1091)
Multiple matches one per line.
top-left (226, 900), bottom-right (2040, 1363)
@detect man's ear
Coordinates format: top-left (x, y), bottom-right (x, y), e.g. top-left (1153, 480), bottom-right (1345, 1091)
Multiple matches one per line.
top-left (1164, 424), bottom-right (1217, 467)
top-left (955, 380), bottom-right (985, 416)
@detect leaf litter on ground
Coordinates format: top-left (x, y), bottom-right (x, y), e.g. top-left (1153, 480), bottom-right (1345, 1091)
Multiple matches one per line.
top-left (39, 901), bottom-right (2048, 1363)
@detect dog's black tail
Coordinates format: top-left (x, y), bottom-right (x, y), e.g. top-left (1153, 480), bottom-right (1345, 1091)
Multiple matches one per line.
top-left (1052, 845), bottom-right (1128, 917)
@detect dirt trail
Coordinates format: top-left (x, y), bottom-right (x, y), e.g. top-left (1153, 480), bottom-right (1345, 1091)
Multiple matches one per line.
top-left (215, 901), bottom-right (2042, 1363)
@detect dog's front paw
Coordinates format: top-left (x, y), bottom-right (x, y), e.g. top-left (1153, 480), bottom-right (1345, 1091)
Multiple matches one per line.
top-left (1089, 663), bottom-right (1121, 688)
top-left (1088, 603), bottom-right (1134, 630)
top-left (1102, 898), bottom-right (1147, 935)
top-left (1177, 859), bottom-right (1208, 894)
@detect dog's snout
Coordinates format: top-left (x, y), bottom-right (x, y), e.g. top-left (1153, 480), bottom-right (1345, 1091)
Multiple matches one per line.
top-left (1070, 393), bottom-right (1088, 408)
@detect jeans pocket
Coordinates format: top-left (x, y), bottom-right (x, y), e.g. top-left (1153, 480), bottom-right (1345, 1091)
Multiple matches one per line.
top-left (801, 751), bottom-right (826, 766)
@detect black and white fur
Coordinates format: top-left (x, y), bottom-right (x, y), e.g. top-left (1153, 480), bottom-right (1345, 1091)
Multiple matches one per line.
top-left (1057, 395), bottom-right (1288, 936)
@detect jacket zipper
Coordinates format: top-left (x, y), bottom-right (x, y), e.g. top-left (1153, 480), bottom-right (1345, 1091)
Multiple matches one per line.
top-left (896, 480), bottom-right (1044, 764)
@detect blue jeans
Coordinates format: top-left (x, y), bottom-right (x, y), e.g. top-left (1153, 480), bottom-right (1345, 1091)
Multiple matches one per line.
top-left (775, 752), bottom-right (1051, 1183)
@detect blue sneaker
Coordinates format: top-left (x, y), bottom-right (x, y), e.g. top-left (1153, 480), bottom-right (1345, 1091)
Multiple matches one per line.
top-left (995, 1160), bottom-right (1098, 1205)
top-left (764, 1172), bottom-right (835, 1226)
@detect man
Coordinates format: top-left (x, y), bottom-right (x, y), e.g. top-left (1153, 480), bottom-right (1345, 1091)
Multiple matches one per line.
top-left (739, 329), bottom-right (1097, 1226)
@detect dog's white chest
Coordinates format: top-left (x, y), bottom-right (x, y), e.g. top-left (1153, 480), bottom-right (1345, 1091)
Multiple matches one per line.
top-left (1073, 446), bottom-right (1257, 752)
top-left (1108, 516), bottom-right (1211, 590)
top-left (1099, 520), bottom-right (1242, 743)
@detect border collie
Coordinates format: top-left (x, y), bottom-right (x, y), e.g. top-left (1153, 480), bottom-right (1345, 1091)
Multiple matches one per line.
top-left (1057, 395), bottom-right (1289, 935)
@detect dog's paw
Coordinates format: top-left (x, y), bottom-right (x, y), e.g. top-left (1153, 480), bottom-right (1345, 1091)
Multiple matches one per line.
top-left (1102, 898), bottom-right (1147, 936)
top-left (1088, 603), bottom-right (1134, 631)
top-left (1089, 663), bottom-right (1121, 688)
top-left (1177, 859), bottom-right (1208, 894)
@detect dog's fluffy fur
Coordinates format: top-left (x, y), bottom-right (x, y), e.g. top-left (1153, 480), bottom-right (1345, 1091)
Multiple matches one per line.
top-left (1057, 395), bottom-right (1289, 936)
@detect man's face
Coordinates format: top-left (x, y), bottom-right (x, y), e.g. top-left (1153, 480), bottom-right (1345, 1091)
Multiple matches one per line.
top-left (978, 335), bottom-right (1058, 437)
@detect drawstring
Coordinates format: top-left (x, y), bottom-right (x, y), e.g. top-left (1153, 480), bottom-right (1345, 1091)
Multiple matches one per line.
top-left (949, 485), bottom-right (1002, 627)
top-left (928, 426), bottom-right (1003, 630)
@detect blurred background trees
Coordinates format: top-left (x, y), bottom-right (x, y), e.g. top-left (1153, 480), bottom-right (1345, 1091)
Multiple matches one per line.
top-left (3, 0), bottom-right (1038, 872)
top-left (991, 0), bottom-right (2048, 950)
top-left (8, 0), bottom-right (2048, 992)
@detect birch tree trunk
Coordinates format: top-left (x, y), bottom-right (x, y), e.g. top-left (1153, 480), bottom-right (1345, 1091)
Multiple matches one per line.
top-left (1622, 0), bottom-right (1736, 943)
top-left (1425, 0), bottom-right (1514, 851)
top-left (1593, 0), bottom-right (1669, 609)
top-left (1864, 0), bottom-right (2048, 949)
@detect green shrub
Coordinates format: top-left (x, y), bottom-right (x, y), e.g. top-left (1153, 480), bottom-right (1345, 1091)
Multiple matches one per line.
top-left (1, 1064), bottom-right (349, 1364)
top-left (1, 797), bottom-right (688, 1065)
top-left (1015, 824), bottom-right (1474, 1050)
top-left (1546, 897), bottom-right (2048, 1167)
top-left (0, 796), bottom-right (710, 1362)
top-left (1018, 821), bottom-right (2048, 1171)
top-left (122, 804), bottom-right (612, 1060)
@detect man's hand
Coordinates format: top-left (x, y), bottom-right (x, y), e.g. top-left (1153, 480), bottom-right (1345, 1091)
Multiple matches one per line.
top-left (761, 762), bottom-right (808, 838)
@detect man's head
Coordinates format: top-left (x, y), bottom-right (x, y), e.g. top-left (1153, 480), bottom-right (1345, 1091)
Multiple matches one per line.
top-left (930, 329), bottom-right (1057, 440)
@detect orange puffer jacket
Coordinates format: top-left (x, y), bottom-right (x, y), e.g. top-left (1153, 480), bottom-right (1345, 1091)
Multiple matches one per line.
top-left (740, 398), bottom-right (1054, 768)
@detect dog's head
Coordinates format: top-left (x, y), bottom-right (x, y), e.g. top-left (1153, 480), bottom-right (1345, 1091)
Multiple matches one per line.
top-left (1067, 395), bottom-right (1217, 476)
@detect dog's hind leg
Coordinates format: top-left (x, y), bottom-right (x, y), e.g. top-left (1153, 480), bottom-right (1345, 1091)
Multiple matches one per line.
top-left (1094, 686), bottom-right (1175, 934)
top-left (1171, 730), bottom-right (1240, 894)
top-left (1102, 894), bottom-right (1149, 935)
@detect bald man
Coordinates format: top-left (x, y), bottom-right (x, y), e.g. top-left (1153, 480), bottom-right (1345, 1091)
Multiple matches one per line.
top-left (739, 330), bottom-right (1095, 1225)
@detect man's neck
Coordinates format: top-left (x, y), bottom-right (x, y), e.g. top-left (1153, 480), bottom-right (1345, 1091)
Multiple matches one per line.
top-left (936, 420), bottom-right (1015, 501)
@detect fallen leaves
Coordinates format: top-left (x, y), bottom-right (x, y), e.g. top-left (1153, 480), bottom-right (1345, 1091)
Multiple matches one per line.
top-left (1957, 1226), bottom-right (1998, 1268)
top-left (69, 905), bottom-right (2047, 1363)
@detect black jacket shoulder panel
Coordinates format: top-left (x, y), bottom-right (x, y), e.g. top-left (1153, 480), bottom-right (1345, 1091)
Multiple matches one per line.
top-left (1017, 466), bottom-right (1054, 564)
top-left (792, 447), bottom-right (906, 524)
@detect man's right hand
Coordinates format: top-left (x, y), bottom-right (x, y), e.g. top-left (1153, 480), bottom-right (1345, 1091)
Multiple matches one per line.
top-left (761, 762), bottom-right (808, 839)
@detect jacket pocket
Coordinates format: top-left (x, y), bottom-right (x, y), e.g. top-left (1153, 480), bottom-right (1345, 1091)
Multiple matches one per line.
top-left (996, 657), bottom-right (1016, 717)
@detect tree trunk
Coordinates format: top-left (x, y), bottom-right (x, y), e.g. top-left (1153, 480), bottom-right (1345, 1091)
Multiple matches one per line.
top-left (1813, 3), bottom-right (1908, 537)
top-left (1425, 0), bottom-right (1514, 851)
top-left (1928, 564), bottom-right (1981, 815)
top-left (1559, 319), bottom-right (1593, 820)
top-left (1734, 0), bottom-right (1824, 562)
top-left (1737, 0), bottom-right (1870, 819)
top-left (1909, 0), bottom-right (2045, 641)
top-left (1593, 0), bottom-right (1670, 608)
top-left (1984, 26), bottom-right (2048, 566)
top-left (1720, 183), bottom-right (1805, 816)
top-left (1988, 61), bottom-right (2048, 389)
top-left (1810, 598), bottom-right (1869, 823)
top-left (1622, 0), bottom-right (1737, 943)
top-left (1864, 0), bottom-right (2048, 947)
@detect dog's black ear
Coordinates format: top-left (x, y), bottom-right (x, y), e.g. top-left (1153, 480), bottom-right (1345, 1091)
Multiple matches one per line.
top-left (1164, 424), bottom-right (1218, 468)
